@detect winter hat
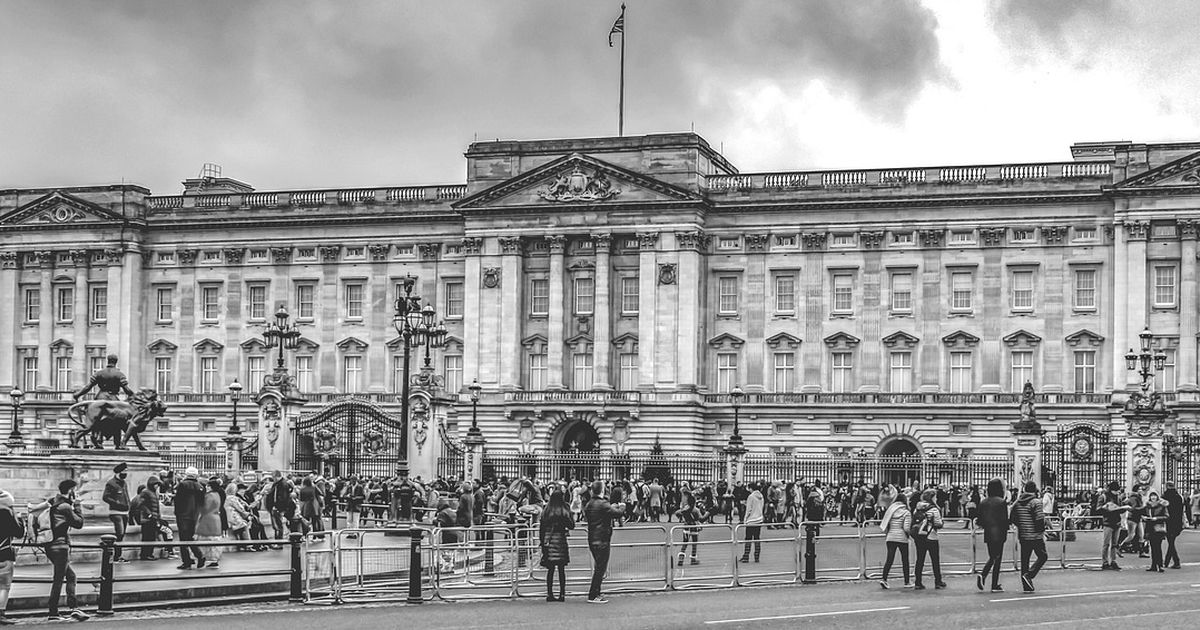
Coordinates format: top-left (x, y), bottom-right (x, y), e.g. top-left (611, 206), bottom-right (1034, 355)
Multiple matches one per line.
top-left (146, 475), bottom-right (162, 489)
top-left (185, 467), bottom-right (199, 478)
top-left (0, 490), bottom-right (13, 508)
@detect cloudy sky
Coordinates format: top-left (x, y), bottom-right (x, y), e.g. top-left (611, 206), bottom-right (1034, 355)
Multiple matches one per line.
top-left (1, 1), bottom-right (1197, 194)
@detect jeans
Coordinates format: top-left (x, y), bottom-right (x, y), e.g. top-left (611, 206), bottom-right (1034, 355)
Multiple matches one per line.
top-left (881, 541), bottom-right (910, 583)
top-left (139, 519), bottom-right (157, 560)
top-left (109, 514), bottom-right (128, 560)
top-left (678, 530), bottom-right (699, 561)
top-left (741, 525), bottom-right (762, 561)
top-left (45, 544), bottom-right (76, 615)
top-left (545, 562), bottom-right (566, 599)
top-left (177, 521), bottom-right (205, 566)
top-left (270, 509), bottom-right (289, 541)
top-left (1148, 533), bottom-right (1164, 569)
top-left (588, 543), bottom-right (611, 600)
top-left (914, 537), bottom-right (940, 585)
top-left (1166, 531), bottom-right (1181, 567)
top-left (1019, 538), bottom-right (1048, 579)
top-left (980, 538), bottom-right (1005, 587)
top-left (1102, 527), bottom-right (1119, 565)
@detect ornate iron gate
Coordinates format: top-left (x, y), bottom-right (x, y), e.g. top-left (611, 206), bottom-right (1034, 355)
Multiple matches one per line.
top-left (1163, 430), bottom-right (1200, 493)
top-left (292, 398), bottom-right (405, 477)
top-left (1041, 423), bottom-right (1126, 494)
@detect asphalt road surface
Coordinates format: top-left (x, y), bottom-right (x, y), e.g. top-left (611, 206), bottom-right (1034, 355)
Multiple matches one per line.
top-left (24, 559), bottom-right (1200, 629)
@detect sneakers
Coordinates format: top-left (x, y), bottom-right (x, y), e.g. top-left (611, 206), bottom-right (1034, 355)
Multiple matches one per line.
top-left (935, 581), bottom-right (947, 589)
top-left (879, 580), bottom-right (889, 589)
top-left (976, 573), bottom-right (984, 591)
top-left (114, 557), bottom-right (129, 564)
top-left (206, 562), bottom-right (220, 569)
top-left (196, 558), bottom-right (207, 569)
top-left (1111, 563), bottom-right (1121, 571)
top-left (690, 558), bottom-right (700, 565)
top-left (991, 585), bottom-right (1004, 593)
top-left (1021, 574), bottom-right (1034, 592)
top-left (47, 614), bottom-right (70, 622)
top-left (69, 609), bottom-right (91, 621)
top-left (914, 583), bottom-right (926, 590)
top-left (176, 563), bottom-right (193, 570)
top-left (587, 597), bottom-right (609, 604)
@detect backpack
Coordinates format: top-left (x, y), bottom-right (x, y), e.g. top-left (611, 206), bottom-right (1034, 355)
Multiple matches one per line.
top-left (128, 494), bottom-right (144, 525)
top-left (909, 505), bottom-right (933, 538)
top-left (28, 503), bottom-right (53, 545)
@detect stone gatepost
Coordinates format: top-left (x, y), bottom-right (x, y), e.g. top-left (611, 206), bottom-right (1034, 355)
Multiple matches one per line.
top-left (407, 391), bottom-right (436, 481)
top-left (724, 441), bottom-right (746, 486)
top-left (256, 386), bottom-right (305, 473)
top-left (1012, 382), bottom-right (1044, 489)
top-left (1126, 409), bottom-right (1169, 495)
top-left (463, 426), bottom-right (485, 482)
top-left (223, 432), bottom-right (245, 473)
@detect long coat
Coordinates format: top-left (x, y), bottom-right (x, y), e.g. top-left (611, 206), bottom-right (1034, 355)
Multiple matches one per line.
top-left (539, 514), bottom-right (574, 565)
top-left (196, 491), bottom-right (225, 537)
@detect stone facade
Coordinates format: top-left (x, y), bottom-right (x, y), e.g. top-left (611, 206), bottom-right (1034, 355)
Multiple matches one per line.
top-left (3, 133), bottom-right (1200, 464)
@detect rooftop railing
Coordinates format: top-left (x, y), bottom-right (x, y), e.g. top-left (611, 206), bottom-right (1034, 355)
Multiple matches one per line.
top-left (147, 184), bottom-right (468, 212)
top-left (706, 161), bottom-right (1112, 193)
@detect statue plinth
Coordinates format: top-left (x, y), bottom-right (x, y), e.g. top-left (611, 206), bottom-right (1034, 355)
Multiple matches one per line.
top-left (256, 386), bottom-right (306, 473)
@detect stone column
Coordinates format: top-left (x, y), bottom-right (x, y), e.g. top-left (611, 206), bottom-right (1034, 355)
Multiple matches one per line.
top-left (637, 233), bottom-right (659, 389)
top-left (498, 237), bottom-right (525, 390)
top-left (547, 236), bottom-right (567, 390)
top-left (1123, 221), bottom-right (1149, 390)
top-left (38, 253), bottom-right (54, 384)
top-left (463, 237), bottom-right (483, 387)
top-left (223, 431), bottom-right (245, 472)
top-left (104, 250), bottom-right (123, 366)
top-left (1179, 220), bottom-right (1198, 394)
top-left (71, 251), bottom-right (90, 389)
top-left (675, 232), bottom-right (703, 391)
top-left (1111, 223), bottom-right (1128, 393)
top-left (119, 248), bottom-right (143, 379)
top-left (0, 252), bottom-right (19, 388)
top-left (592, 234), bottom-right (612, 389)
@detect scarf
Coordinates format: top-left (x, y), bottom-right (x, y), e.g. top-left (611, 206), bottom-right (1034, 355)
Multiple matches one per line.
top-left (879, 501), bottom-right (903, 533)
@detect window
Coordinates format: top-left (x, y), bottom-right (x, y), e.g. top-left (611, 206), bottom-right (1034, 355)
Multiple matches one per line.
top-left (572, 353), bottom-right (594, 389)
top-left (296, 284), bottom-right (315, 319)
top-left (297, 247), bottom-right (315, 259)
top-left (202, 250), bottom-right (221, 263)
top-left (889, 352), bottom-right (912, 393)
top-left (396, 245), bottom-right (414, 256)
top-left (890, 272), bottom-right (912, 313)
top-left (776, 235), bottom-right (797, 247)
top-left (54, 356), bottom-right (71, 390)
top-left (249, 249), bottom-right (268, 262)
top-left (200, 285), bottom-right (220, 321)
top-left (343, 355), bottom-right (363, 392)
top-left (344, 283), bottom-right (364, 320)
top-left (345, 246), bottom-right (364, 259)
top-left (1011, 351), bottom-right (1033, 392)
top-left (1074, 269), bottom-right (1096, 309)
top-left (248, 284), bottom-right (267, 320)
top-left (528, 353), bottom-right (548, 390)
top-left (155, 357), bottom-right (173, 393)
top-left (950, 231), bottom-right (974, 244)
top-left (90, 285), bottom-right (107, 323)
top-left (530, 279), bottom-right (549, 315)
top-left (1011, 270), bottom-right (1034, 311)
top-left (247, 356), bottom-right (266, 389)
top-left (296, 356), bottom-right (313, 392)
top-left (773, 352), bottom-right (795, 392)
top-left (773, 422), bottom-right (794, 435)
top-left (1073, 351), bottom-right (1096, 393)
top-left (391, 356), bottom-right (405, 392)
top-left (951, 271), bottom-right (973, 312)
top-left (717, 276), bottom-right (739, 315)
top-left (574, 277), bottom-right (594, 315)
top-left (156, 287), bottom-right (174, 322)
top-left (157, 251), bottom-right (175, 264)
top-left (831, 352), bottom-right (853, 393)
top-left (831, 234), bottom-right (855, 247)
top-left (90, 355), bottom-right (105, 376)
top-left (892, 231), bottom-right (914, 245)
top-left (717, 237), bottom-right (739, 250)
top-left (1075, 227), bottom-right (1097, 241)
top-left (444, 355), bottom-right (463, 394)
top-left (199, 357), bottom-right (218, 393)
top-left (56, 286), bottom-right (74, 322)
top-left (618, 353), bottom-right (638, 390)
top-left (23, 288), bottom-right (40, 322)
top-left (832, 273), bottom-right (854, 314)
top-left (445, 281), bottom-right (464, 318)
top-left (832, 423), bottom-right (851, 435)
top-left (22, 356), bottom-right (38, 390)
top-left (1154, 265), bottom-right (1178, 307)
top-left (201, 420), bottom-right (216, 432)
top-left (1153, 223), bottom-right (1177, 238)
top-left (774, 274), bottom-right (796, 313)
top-left (950, 351), bottom-right (972, 393)
top-left (951, 423), bottom-right (970, 436)
top-left (716, 353), bottom-right (738, 393)
top-left (620, 277), bottom-right (639, 314)
top-left (1011, 228), bottom-right (1034, 242)
top-left (1155, 348), bottom-right (1177, 392)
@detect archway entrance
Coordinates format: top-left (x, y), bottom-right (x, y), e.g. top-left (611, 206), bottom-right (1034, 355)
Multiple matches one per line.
top-left (553, 420), bottom-right (601, 481)
top-left (879, 437), bottom-right (921, 488)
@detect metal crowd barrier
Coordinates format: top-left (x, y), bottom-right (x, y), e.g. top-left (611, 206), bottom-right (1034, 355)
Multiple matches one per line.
top-left (734, 522), bottom-right (800, 586)
top-left (669, 523), bottom-right (735, 590)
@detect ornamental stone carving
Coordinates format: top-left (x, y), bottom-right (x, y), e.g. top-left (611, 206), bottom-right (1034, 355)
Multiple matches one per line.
top-left (1042, 226), bottom-right (1068, 245)
top-left (177, 249), bottom-right (199, 265)
top-left (417, 243), bottom-right (441, 260)
top-left (270, 246), bottom-right (292, 263)
top-left (319, 246), bottom-right (341, 262)
top-left (801, 232), bottom-right (827, 250)
top-left (918, 229), bottom-right (944, 248)
top-left (860, 231), bottom-right (885, 249)
top-left (33, 251), bottom-right (54, 267)
top-left (461, 237), bottom-right (483, 255)
top-left (482, 267), bottom-right (501, 289)
top-left (104, 249), bottom-right (123, 265)
top-left (676, 231), bottom-right (707, 251)
top-left (368, 243), bottom-right (390, 261)
top-left (592, 234), bottom-right (612, 253)
top-left (0, 252), bottom-right (17, 269)
top-left (223, 248), bottom-right (245, 265)
top-left (547, 235), bottom-right (567, 254)
top-left (979, 227), bottom-right (1005, 247)
top-left (1132, 444), bottom-right (1158, 486)
top-left (658, 263), bottom-right (677, 285)
top-left (1179, 219), bottom-right (1199, 240)
top-left (637, 232), bottom-right (659, 250)
top-left (68, 249), bottom-right (90, 266)
top-left (1123, 220), bottom-right (1149, 240)
top-left (499, 237), bottom-right (525, 255)
top-left (745, 234), bottom-right (769, 252)
top-left (537, 166), bottom-right (621, 202)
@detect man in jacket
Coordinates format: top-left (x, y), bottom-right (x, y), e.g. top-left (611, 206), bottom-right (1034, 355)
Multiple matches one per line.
top-left (0, 489), bottom-right (22, 625)
top-left (45, 480), bottom-right (89, 622)
top-left (264, 470), bottom-right (295, 545)
top-left (1101, 482), bottom-right (1130, 570)
top-left (975, 477), bottom-right (1010, 592)
top-left (138, 476), bottom-right (163, 561)
top-left (1011, 480), bottom-right (1048, 592)
top-left (1163, 481), bottom-right (1185, 569)
top-left (102, 462), bottom-right (131, 563)
top-left (583, 481), bottom-right (626, 604)
top-left (740, 482), bottom-right (764, 563)
top-left (173, 467), bottom-right (207, 569)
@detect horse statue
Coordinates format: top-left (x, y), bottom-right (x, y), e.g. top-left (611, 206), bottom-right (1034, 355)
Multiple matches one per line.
top-left (67, 388), bottom-right (167, 450)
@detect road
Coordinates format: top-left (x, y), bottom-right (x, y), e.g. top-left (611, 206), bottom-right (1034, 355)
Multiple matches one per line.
top-left (21, 559), bottom-right (1200, 629)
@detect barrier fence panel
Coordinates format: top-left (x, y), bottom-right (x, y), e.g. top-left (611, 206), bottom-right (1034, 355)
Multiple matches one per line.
top-left (734, 522), bottom-right (800, 586)
top-left (805, 520), bottom-right (864, 582)
top-left (305, 536), bottom-right (336, 602)
top-left (860, 520), bottom-right (890, 580)
top-left (1061, 516), bottom-right (1105, 569)
top-left (936, 519), bottom-right (978, 576)
top-left (669, 523), bottom-right (736, 590)
top-left (327, 528), bottom-right (435, 603)
top-left (603, 525), bottom-right (671, 593)
top-left (517, 527), bottom-right (595, 598)
top-left (431, 525), bottom-right (518, 600)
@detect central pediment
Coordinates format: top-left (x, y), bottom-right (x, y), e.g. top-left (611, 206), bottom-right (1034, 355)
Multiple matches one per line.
top-left (454, 153), bottom-right (703, 211)
top-left (1112, 149), bottom-right (1200, 190)
top-left (0, 191), bottom-right (128, 227)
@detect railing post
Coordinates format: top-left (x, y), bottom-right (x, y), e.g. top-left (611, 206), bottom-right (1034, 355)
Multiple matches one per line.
top-left (802, 523), bottom-right (817, 584)
top-left (289, 532), bottom-right (304, 603)
top-left (407, 527), bottom-right (424, 604)
top-left (483, 528), bottom-right (495, 575)
top-left (330, 500), bottom-right (339, 530)
top-left (97, 534), bottom-right (116, 616)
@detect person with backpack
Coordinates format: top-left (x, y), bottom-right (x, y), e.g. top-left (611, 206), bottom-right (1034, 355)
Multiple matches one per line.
top-left (878, 491), bottom-right (912, 589)
top-left (263, 470), bottom-right (295, 547)
top-left (1011, 480), bottom-right (1048, 592)
top-left (0, 489), bottom-right (23, 625)
top-left (538, 489), bottom-right (574, 602)
top-left (975, 477), bottom-right (1010, 592)
top-left (912, 488), bottom-right (946, 590)
top-left (45, 479), bottom-right (90, 622)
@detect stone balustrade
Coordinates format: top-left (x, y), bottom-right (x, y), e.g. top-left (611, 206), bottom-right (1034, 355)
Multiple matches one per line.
top-left (147, 184), bottom-right (468, 212)
top-left (706, 161), bottom-right (1112, 192)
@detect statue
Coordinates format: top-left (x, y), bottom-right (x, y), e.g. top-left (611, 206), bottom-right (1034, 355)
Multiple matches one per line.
top-left (1014, 381), bottom-right (1042, 433)
top-left (73, 354), bottom-right (135, 402)
top-left (67, 388), bottom-right (167, 450)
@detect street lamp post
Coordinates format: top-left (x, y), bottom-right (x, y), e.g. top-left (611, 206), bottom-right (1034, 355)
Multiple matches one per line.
top-left (1125, 326), bottom-right (1167, 411)
top-left (468, 379), bottom-right (482, 436)
top-left (228, 379), bottom-right (243, 435)
top-left (7, 388), bottom-right (24, 453)
top-left (393, 275), bottom-right (447, 471)
top-left (463, 379), bottom-right (485, 481)
top-left (724, 385), bottom-right (747, 484)
top-left (262, 306), bottom-right (302, 393)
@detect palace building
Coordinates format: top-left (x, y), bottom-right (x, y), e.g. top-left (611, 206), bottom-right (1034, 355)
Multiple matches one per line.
top-left (3, 132), bottom-right (1200, 484)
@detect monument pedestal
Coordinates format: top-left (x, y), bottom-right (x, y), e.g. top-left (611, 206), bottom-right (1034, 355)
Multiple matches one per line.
top-left (1126, 409), bottom-right (1168, 495)
top-left (0, 449), bottom-right (165, 518)
top-left (256, 386), bottom-right (306, 473)
top-left (464, 428), bottom-right (485, 481)
top-left (724, 439), bottom-right (746, 486)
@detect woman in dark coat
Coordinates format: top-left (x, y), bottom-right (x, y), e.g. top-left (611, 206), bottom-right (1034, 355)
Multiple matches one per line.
top-left (539, 490), bottom-right (574, 602)
top-left (1164, 482), bottom-right (1186, 569)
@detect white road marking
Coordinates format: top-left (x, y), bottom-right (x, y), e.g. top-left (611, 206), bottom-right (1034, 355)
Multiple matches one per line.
top-left (1004, 607), bottom-right (1200, 628)
top-left (990, 588), bottom-right (1136, 603)
top-left (705, 606), bottom-right (910, 624)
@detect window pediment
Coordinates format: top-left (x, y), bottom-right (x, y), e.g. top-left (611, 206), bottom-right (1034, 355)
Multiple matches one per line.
top-left (765, 332), bottom-right (802, 350)
top-left (295, 337), bottom-right (320, 353)
top-left (881, 331), bottom-right (919, 349)
top-left (522, 334), bottom-right (548, 354)
top-left (146, 339), bottom-right (178, 355)
top-left (336, 336), bottom-right (369, 352)
top-left (823, 332), bottom-right (861, 349)
top-left (941, 330), bottom-right (980, 348)
top-left (193, 338), bottom-right (224, 354)
top-left (1002, 329), bottom-right (1042, 348)
top-left (1065, 329), bottom-right (1104, 347)
top-left (708, 333), bottom-right (746, 349)
top-left (611, 332), bottom-right (639, 353)
top-left (240, 338), bottom-right (269, 352)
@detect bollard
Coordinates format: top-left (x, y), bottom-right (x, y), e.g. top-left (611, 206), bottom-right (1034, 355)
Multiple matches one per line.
top-left (407, 528), bottom-right (424, 604)
top-left (97, 534), bottom-right (117, 616)
top-left (288, 532), bottom-right (304, 603)
top-left (802, 524), bottom-right (817, 584)
top-left (483, 528), bottom-right (495, 576)
top-left (330, 501), bottom-right (339, 530)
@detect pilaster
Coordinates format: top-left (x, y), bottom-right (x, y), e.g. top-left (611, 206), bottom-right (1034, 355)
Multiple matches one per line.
top-left (637, 232), bottom-right (659, 389)
top-left (1124, 221), bottom-right (1149, 390)
top-left (675, 231), bottom-right (704, 390)
top-left (1179, 220), bottom-right (1198, 392)
top-left (547, 235), bottom-right (567, 389)
top-left (38, 253), bottom-right (54, 385)
top-left (1112, 223), bottom-right (1129, 393)
top-left (71, 251), bottom-right (90, 389)
top-left (463, 237), bottom-right (484, 387)
top-left (592, 234), bottom-right (612, 389)
top-left (498, 237), bottom-right (525, 390)
top-left (0, 252), bottom-right (19, 388)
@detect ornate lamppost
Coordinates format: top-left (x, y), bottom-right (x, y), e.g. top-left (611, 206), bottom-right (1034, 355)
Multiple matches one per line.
top-left (1124, 326), bottom-right (1171, 492)
top-left (262, 306), bottom-right (302, 393)
top-left (724, 385), bottom-right (747, 484)
top-left (227, 379), bottom-right (243, 435)
top-left (393, 275), bottom-right (445, 470)
top-left (224, 379), bottom-right (244, 471)
top-left (464, 379), bottom-right (485, 481)
top-left (256, 305), bottom-right (303, 472)
top-left (1125, 326), bottom-right (1167, 412)
top-left (6, 388), bottom-right (24, 453)
top-left (411, 303), bottom-right (449, 390)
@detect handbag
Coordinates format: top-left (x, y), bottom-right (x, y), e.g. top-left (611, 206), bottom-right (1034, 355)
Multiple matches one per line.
top-left (1153, 521), bottom-right (1167, 534)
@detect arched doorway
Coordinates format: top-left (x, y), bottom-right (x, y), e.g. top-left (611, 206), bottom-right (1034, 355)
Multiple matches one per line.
top-left (552, 420), bottom-right (601, 481)
top-left (879, 437), bottom-right (921, 488)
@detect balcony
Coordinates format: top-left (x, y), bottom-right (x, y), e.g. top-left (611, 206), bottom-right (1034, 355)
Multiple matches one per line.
top-left (503, 390), bottom-right (641, 404)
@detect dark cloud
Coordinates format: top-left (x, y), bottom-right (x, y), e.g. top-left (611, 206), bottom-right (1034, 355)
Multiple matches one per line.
top-left (988, 0), bottom-right (1123, 53)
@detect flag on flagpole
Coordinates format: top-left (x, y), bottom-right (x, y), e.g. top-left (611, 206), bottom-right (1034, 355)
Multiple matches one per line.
top-left (608, 5), bottom-right (625, 47)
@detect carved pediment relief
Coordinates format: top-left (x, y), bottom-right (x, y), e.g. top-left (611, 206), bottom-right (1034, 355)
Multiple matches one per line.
top-left (0, 191), bottom-right (127, 226)
top-left (882, 331), bottom-right (919, 349)
top-left (942, 330), bottom-right (980, 348)
top-left (823, 332), bottom-right (861, 349)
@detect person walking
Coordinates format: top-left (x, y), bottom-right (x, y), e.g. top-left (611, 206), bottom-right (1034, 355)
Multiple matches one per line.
top-left (0, 490), bottom-right (22, 625)
top-left (1163, 482), bottom-right (1185, 569)
top-left (45, 480), bottom-right (90, 622)
top-left (878, 492), bottom-right (912, 589)
top-left (137, 475), bottom-right (163, 560)
top-left (102, 462), bottom-right (131, 563)
top-left (264, 470), bottom-right (295, 545)
top-left (583, 481), bottom-right (625, 604)
top-left (299, 476), bottom-right (324, 534)
top-left (174, 467), bottom-right (207, 569)
top-left (539, 490), bottom-right (574, 602)
top-left (1011, 480), bottom-right (1048, 592)
top-left (675, 486), bottom-right (704, 566)
top-left (975, 477), bottom-right (1010, 592)
top-left (196, 478), bottom-right (228, 569)
top-left (225, 483), bottom-right (251, 550)
top-left (740, 482), bottom-right (764, 563)
top-left (912, 488), bottom-right (946, 590)
top-left (1100, 483), bottom-right (1130, 570)
top-left (1143, 491), bottom-right (1168, 572)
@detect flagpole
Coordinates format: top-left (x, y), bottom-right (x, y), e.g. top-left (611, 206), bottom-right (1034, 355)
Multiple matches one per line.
top-left (618, 3), bottom-right (625, 137)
